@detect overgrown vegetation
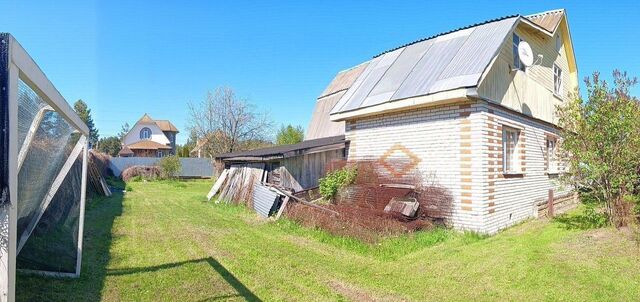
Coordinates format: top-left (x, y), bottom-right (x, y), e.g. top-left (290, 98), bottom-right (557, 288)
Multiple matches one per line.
top-left (275, 124), bottom-right (304, 145)
top-left (557, 70), bottom-right (640, 227)
top-left (121, 165), bottom-right (160, 182)
top-left (318, 166), bottom-right (357, 200)
top-left (16, 181), bottom-right (640, 301)
top-left (158, 155), bottom-right (181, 179)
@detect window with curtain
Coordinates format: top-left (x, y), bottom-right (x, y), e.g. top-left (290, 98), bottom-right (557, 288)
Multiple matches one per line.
top-left (502, 127), bottom-right (520, 173)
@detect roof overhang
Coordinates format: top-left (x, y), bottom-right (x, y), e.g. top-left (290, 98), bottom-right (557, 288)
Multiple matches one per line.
top-left (330, 88), bottom-right (473, 122)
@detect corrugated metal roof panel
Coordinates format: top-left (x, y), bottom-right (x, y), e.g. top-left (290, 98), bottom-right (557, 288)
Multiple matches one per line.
top-left (361, 40), bottom-right (432, 108)
top-left (330, 15), bottom-right (521, 114)
top-left (391, 30), bottom-right (471, 100)
top-left (331, 55), bottom-right (383, 114)
top-left (335, 49), bottom-right (403, 112)
top-left (319, 63), bottom-right (369, 98)
top-left (437, 18), bottom-right (517, 82)
top-left (252, 184), bottom-right (280, 217)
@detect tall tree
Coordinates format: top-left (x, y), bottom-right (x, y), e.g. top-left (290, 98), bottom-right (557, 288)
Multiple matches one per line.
top-left (557, 70), bottom-right (640, 226)
top-left (276, 124), bottom-right (304, 145)
top-left (97, 136), bottom-right (122, 157)
top-left (187, 87), bottom-right (273, 157)
top-left (117, 122), bottom-right (130, 141)
top-left (73, 99), bottom-right (99, 143)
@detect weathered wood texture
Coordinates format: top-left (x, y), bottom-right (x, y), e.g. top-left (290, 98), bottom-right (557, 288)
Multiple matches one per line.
top-left (279, 149), bottom-right (344, 190)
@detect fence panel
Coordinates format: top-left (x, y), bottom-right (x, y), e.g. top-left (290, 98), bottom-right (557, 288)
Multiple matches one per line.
top-left (109, 157), bottom-right (214, 178)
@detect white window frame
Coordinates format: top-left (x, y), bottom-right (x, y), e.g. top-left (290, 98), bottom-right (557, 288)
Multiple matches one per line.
top-left (555, 34), bottom-right (562, 52)
top-left (553, 64), bottom-right (563, 96)
top-left (502, 127), bottom-right (521, 174)
top-left (512, 33), bottom-right (525, 72)
top-left (157, 150), bottom-right (163, 157)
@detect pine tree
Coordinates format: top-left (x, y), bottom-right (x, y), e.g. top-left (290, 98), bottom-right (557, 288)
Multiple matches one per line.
top-left (73, 99), bottom-right (99, 144)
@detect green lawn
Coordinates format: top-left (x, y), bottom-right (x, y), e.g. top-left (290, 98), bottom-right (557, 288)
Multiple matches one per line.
top-left (17, 180), bottom-right (640, 301)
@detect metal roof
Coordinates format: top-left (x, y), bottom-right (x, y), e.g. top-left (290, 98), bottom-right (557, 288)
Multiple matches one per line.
top-left (307, 64), bottom-right (369, 140)
top-left (215, 135), bottom-right (345, 161)
top-left (330, 15), bottom-right (519, 115)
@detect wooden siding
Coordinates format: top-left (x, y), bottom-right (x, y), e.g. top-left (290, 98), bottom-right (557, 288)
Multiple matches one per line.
top-left (478, 20), bottom-right (577, 124)
top-left (278, 149), bottom-right (345, 190)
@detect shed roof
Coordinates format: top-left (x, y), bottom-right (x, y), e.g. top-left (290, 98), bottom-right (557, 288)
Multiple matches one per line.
top-left (216, 135), bottom-right (345, 161)
top-left (125, 140), bottom-right (172, 150)
top-left (330, 15), bottom-right (520, 115)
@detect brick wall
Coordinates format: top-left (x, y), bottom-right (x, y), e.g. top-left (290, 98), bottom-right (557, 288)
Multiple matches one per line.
top-left (345, 99), bottom-right (573, 233)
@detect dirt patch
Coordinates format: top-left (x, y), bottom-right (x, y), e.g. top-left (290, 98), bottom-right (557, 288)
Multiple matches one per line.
top-left (552, 228), bottom-right (640, 267)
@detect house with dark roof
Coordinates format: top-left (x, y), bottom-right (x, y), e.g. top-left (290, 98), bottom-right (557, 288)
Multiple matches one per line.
top-left (118, 114), bottom-right (179, 157)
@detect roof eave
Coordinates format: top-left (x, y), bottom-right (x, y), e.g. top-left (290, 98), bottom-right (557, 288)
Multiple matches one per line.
top-left (330, 88), bottom-right (474, 122)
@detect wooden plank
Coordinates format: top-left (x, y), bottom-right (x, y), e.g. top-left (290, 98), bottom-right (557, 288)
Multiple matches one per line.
top-left (274, 196), bottom-right (289, 220)
top-left (207, 169), bottom-right (228, 201)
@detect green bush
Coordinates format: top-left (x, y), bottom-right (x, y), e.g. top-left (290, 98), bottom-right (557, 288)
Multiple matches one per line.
top-left (582, 205), bottom-right (609, 228)
top-left (319, 166), bottom-right (357, 200)
top-left (158, 155), bottom-right (182, 179)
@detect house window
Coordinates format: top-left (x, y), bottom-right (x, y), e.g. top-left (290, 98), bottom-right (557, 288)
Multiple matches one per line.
top-left (140, 127), bottom-right (152, 140)
top-left (555, 34), bottom-right (562, 52)
top-left (157, 150), bottom-right (163, 157)
top-left (512, 34), bottom-right (525, 71)
top-left (547, 138), bottom-right (558, 173)
top-left (502, 127), bottom-right (520, 173)
top-left (553, 64), bottom-right (563, 96)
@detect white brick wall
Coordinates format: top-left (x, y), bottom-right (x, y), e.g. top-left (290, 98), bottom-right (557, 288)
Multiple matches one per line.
top-left (345, 99), bottom-right (572, 234)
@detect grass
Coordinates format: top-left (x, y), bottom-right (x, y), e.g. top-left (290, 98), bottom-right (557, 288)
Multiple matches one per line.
top-left (17, 180), bottom-right (640, 301)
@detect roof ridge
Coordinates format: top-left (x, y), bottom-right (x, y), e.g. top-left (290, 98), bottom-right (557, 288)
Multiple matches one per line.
top-left (525, 8), bottom-right (565, 18)
top-left (373, 14), bottom-right (520, 58)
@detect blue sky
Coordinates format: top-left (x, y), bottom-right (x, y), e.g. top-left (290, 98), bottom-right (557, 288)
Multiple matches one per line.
top-left (1, 0), bottom-right (638, 144)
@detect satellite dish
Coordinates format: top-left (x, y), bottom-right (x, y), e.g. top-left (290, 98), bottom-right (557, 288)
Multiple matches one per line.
top-left (517, 41), bottom-right (534, 67)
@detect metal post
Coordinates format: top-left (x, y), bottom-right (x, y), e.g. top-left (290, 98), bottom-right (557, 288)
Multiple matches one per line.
top-left (547, 189), bottom-right (554, 218)
top-left (5, 58), bottom-right (19, 302)
top-left (76, 137), bottom-right (88, 277)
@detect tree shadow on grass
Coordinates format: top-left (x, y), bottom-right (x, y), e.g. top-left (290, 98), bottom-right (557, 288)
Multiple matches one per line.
top-left (15, 190), bottom-right (124, 301)
top-left (554, 208), bottom-right (609, 230)
top-left (106, 257), bottom-right (261, 302)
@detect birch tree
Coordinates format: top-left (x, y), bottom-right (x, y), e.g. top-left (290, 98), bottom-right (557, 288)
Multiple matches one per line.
top-left (187, 87), bottom-right (273, 158)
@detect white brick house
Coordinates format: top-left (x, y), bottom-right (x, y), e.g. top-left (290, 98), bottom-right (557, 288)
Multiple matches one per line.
top-left (323, 10), bottom-right (578, 233)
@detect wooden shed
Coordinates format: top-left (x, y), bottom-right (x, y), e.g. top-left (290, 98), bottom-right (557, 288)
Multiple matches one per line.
top-left (208, 136), bottom-right (346, 202)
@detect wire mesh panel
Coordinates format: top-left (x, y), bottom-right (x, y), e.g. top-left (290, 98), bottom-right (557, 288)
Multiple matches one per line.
top-left (1, 32), bottom-right (90, 301)
top-left (16, 80), bottom-right (49, 150)
top-left (17, 154), bottom-right (83, 274)
top-left (15, 79), bottom-right (80, 247)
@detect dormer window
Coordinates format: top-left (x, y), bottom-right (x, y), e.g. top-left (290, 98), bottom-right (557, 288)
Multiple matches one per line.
top-left (512, 33), bottom-right (525, 71)
top-left (140, 127), bottom-right (152, 140)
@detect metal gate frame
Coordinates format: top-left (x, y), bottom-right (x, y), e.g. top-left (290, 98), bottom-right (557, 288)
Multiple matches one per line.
top-left (0, 33), bottom-right (90, 302)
